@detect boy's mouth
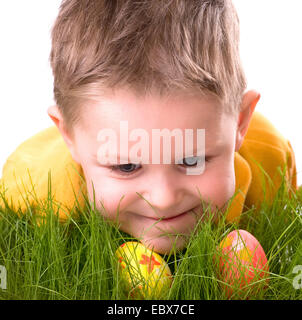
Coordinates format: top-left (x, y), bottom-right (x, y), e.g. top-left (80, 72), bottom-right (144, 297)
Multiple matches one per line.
top-left (147, 206), bottom-right (200, 223)
top-left (160, 211), bottom-right (189, 222)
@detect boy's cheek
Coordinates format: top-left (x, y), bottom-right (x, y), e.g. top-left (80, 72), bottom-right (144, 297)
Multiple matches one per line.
top-left (209, 164), bottom-right (236, 200)
top-left (82, 174), bottom-right (133, 222)
top-left (199, 172), bottom-right (235, 207)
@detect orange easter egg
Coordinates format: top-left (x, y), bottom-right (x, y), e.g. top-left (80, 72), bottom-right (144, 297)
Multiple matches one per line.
top-left (116, 242), bottom-right (173, 299)
top-left (216, 229), bottom-right (269, 299)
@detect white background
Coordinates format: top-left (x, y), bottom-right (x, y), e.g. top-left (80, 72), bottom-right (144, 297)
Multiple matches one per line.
top-left (0, 0), bottom-right (301, 186)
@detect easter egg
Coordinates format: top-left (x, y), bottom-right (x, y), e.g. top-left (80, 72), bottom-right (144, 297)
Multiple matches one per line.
top-left (116, 241), bottom-right (173, 299)
top-left (215, 229), bottom-right (269, 299)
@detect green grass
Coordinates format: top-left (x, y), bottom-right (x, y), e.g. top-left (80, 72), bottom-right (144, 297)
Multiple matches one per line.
top-left (0, 171), bottom-right (301, 300)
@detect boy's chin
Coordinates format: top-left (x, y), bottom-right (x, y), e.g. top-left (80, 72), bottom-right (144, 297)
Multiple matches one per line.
top-left (140, 234), bottom-right (189, 255)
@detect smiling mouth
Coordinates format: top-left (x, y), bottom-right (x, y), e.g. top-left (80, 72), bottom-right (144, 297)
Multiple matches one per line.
top-left (161, 211), bottom-right (188, 221)
top-left (149, 207), bottom-right (199, 222)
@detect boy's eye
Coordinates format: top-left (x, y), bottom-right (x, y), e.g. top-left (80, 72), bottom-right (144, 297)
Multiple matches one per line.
top-left (109, 156), bottom-right (210, 177)
top-left (181, 156), bottom-right (209, 167)
top-left (183, 156), bottom-right (199, 166)
top-left (110, 163), bottom-right (142, 175)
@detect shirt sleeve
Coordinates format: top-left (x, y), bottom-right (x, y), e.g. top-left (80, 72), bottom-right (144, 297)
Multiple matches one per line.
top-left (0, 126), bottom-right (87, 222)
top-left (237, 111), bottom-right (297, 210)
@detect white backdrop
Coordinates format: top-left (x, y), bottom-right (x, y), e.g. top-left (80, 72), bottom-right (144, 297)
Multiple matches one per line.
top-left (0, 0), bottom-right (301, 186)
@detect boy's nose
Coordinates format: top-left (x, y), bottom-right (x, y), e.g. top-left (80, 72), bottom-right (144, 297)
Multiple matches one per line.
top-left (141, 178), bottom-right (185, 215)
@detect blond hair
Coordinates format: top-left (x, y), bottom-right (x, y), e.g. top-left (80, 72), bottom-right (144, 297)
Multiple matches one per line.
top-left (50, 0), bottom-right (246, 136)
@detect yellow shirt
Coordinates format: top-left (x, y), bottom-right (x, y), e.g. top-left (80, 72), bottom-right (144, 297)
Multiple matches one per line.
top-left (0, 112), bottom-right (297, 223)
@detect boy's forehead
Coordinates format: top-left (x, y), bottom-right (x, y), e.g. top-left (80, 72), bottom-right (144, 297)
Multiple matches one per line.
top-left (75, 89), bottom-right (236, 161)
top-left (80, 87), bottom-right (226, 133)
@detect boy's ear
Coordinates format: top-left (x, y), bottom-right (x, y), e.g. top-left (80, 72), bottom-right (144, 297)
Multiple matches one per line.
top-left (47, 105), bottom-right (80, 163)
top-left (235, 90), bottom-right (261, 152)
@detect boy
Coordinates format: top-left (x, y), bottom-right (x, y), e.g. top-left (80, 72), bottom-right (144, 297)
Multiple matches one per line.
top-left (0, 0), bottom-right (298, 254)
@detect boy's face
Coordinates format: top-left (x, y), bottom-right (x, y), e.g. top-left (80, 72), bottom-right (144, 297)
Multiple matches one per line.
top-left (48, 88), bottom-right (258, 254)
